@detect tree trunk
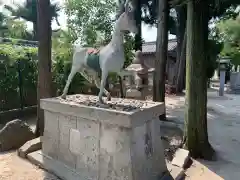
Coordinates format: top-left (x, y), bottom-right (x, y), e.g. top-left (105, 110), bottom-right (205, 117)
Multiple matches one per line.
top-left (35, 0), bottom-right (52, 137)
top-left (176, 30), bottom-right (186, 92)
top-left (174, 6), bottom-right (187, 93)
top-left (184, 0), bottom-right (215, 160)
top-left (153, 0), bottom-right (169, 120)
top-left (118, 76), bottom-right (124, 98)
top-left (33, 21), bottom-right (38, 40)
top-left (134, 0), bottom-right (142, 51)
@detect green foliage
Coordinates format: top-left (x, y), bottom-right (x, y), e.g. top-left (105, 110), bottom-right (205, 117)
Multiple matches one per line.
top-left (206, 39), bottom-right (223, 78)
top-left (4, 19), bottom-right (33, 40)
top-left (124, 33), bottom-right (135, 67)
top-left (0, 12), bottom-right (8, 35)
top-left (4, 0), bottom-right (60, 24)
top-left (0, 44), bottom-right (38, 111)
top-left (65, 0), bottom-right (116, 46)
top-left (0, 8), bottom-right (33, 39)
top-left (0, 44), bottom-right (37, 60)
top-left (4, 0), bottom-right (61, 39)
top-left (0, 41), bottom-right (87, 111)
top-left (217, 16), bottom-right (240, 65)
top-left (51, 31), bottom-right (86, 96)
top-left (52, 55), bottom-right (86, 97)
top-left (64, 0), bottom-right (136, 84)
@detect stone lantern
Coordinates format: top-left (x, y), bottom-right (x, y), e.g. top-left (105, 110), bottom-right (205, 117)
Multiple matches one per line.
top-left (218, 57), bottom-right (230, 96)
top-left (125, 50), bottom-right (155, 100)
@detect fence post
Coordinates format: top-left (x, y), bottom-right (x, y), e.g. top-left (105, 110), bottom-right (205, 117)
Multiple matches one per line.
top-left (17, 59), bottom-right (24, 111)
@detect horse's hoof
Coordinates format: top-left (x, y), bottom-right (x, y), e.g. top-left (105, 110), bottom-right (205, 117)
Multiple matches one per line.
top-left (107, 96), bottom-right (111, 101)
top-left (136, 86), bottom-right (143, 92)
top-left (99, 98), bottom-right (104, 104)
top-left (61, 94), bottom-right (66, 99)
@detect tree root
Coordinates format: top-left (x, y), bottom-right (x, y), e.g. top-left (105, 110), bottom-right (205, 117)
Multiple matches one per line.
top-left (183, 141), bottom-right (216, 161)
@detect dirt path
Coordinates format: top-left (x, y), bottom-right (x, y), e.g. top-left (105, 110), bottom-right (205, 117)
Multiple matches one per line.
top-left (0, 151), bottom-right (60, 180)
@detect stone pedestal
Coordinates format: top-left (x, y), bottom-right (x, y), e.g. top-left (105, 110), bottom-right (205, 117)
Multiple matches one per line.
top-left (40, 94), bottom-right (167, 180)
top-left (219, 70), bottom-right (226, 96)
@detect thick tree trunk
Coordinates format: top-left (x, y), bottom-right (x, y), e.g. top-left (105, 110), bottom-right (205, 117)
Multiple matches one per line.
top-left (35, 0), bottom-right (52, 137)
top-left (153, 0), bottom-right (169, 120)
top-left (184, 0), bottom-right (215, 160)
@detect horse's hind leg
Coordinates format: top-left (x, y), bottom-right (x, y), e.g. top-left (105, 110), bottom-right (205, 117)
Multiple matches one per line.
top-left (80, 69), bottom-right (111, 102)
top-left (61, 66), bottom-right (79, 99)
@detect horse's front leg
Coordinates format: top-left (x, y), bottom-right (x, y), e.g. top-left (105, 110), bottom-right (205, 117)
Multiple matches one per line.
top-left (98, 70), bottom-right (108, 103)
top-left (61, 66), bottom-right (79, 99)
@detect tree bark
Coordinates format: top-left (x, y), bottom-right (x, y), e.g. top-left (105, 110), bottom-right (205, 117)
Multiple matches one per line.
top-left (174, 6), bottom-right (187, 93)
top-left (153, 0), bottom-right (169, 120)
top-left (33, 21), bottom-right (38, 40)
top-left (176, 30), bottom-right (186, 92)
top-left (134, 0), bottom-right (142, 51)
top-left (184, 0), bottom-right (215, 160)
top-left (35, 0), bottom-right (52, 137)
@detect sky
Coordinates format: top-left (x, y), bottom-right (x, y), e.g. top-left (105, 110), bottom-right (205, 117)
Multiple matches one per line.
top-left (9, 0), bottom-right (175, 42)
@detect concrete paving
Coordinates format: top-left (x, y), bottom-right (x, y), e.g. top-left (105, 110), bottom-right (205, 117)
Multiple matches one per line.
top-left (166, 89), bottom-right (240, 180)
top-left (1, 88), bottom-right (240, 180)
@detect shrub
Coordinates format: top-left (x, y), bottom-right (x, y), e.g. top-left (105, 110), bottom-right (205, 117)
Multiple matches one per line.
top-left (0, 43), bottom-right (87, 111)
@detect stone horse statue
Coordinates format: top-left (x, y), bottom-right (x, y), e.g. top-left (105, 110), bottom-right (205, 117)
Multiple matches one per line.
top-left (61, 0), bottom-right (138, 103)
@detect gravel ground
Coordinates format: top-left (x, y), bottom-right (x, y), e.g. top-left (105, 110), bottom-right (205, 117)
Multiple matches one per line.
top-left (59, 94), bottom-right (151, 112)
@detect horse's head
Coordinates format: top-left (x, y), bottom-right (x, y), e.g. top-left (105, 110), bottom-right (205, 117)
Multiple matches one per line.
top-left (117, 0), bottom-right (138, 34)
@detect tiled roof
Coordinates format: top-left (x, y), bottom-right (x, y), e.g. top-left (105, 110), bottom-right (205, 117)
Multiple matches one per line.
top-left (142, 39), bottom-right (177, 54)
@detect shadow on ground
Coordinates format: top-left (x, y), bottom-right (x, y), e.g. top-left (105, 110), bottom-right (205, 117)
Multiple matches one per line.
top-left (165, 89), bottom-right (240, 180)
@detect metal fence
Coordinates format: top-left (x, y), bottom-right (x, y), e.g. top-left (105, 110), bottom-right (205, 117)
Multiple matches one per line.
top-left (0, 38), bottom-right (38, 112)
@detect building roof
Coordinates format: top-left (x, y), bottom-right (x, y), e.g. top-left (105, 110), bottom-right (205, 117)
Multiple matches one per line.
top-left (142, 39), bottom-right (177, 55)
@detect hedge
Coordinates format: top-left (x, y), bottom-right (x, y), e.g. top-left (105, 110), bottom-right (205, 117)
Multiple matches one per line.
top-left (0, 43), bottom-right (89, 112)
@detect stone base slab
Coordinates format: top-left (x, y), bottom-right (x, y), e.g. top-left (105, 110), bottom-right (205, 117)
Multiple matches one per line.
top-left (27, 150), bottom-right (86, 180)
top-left (18, 137), bottom-right (42, 158)
top-left (40, 94), bottom-right (167, 180)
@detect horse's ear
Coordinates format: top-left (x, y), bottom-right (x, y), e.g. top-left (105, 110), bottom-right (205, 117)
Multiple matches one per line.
top-left (124, 0), bottom-right (133, 13)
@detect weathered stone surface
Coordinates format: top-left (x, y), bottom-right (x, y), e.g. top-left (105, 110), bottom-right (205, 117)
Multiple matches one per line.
top-left (126, 89), bottom-right (141, 98)
top-left (75, 117), bottom-right (99, 179)
top-left (42, 111), bottom-right (59, 159)
top-left (40, 94), bottom-right (167, 180)
top-left (171, 148), bottom-right (190, 168)
top-left (167, 162), bottom-right (185, 180)
top-left (99, 123), bottom-right (132, 180)
top-left (230, 72), bottom-right (240, 92)
top-left (160, 171), bottom-right (174, 180)
top-left (58, 115), bottom-right (77, 168)
top-left (27, 150), bottom-right (92, 180)
top-left (18, 137), bottom-right (42, 158)
top-left (0, 119), bottom-right (35, 152)
top-left (27, 150), bottom-right (45, 169)
top-left (131, 118), bottom-right (167, 180)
